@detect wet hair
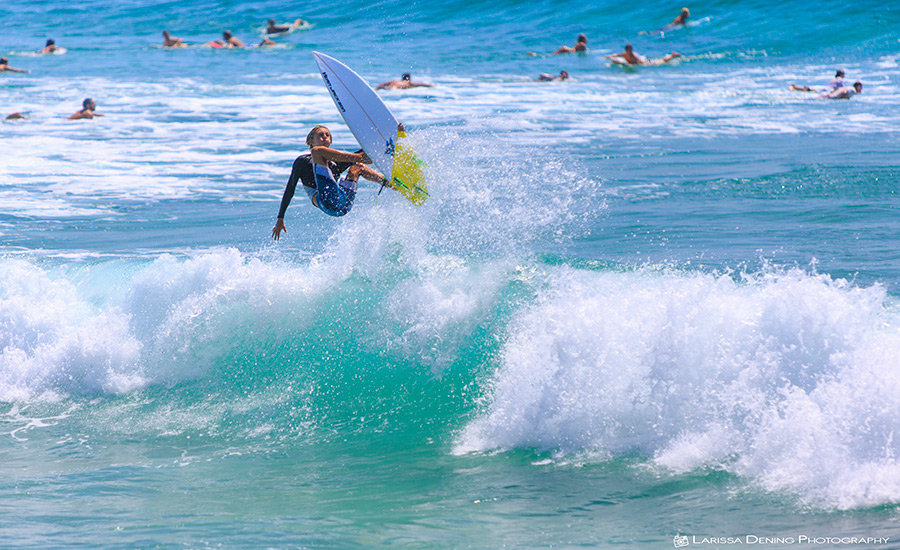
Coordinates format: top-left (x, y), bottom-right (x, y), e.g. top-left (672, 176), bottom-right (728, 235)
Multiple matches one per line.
top-left (82, 98), bottom-right (94, 109)
top-left (625, 44), bottom-right (633, 51)
top-left (46, 39), bottom-right (55, 46)
top-left (853, 81), bottom-right (862, 90)
top-left (402, 72), bottom-right (411, 81)
top-left (0, 57), bottom-right (7, 64)
top-left (577, 33), bottom-right (587, 43)
top-left (269, 18), bottom-right (275, 24)
top-left (223, 30), bottom-right (232, 39)
top-left (682, 7), bottom-right (690, 15)
top-left (306, 125), bottom-right (329, 148)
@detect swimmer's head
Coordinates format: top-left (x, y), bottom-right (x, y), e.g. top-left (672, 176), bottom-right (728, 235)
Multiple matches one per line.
top-left (162, 30), bottom-right (170, 38)
top-left (402, 72), bottom-right (411, 81)
top-left (223, 30), bottom-right (232, 39)
top-left (577, 33), bottom-right (587, 43)
top-left (560, 70), bottom-right (569, 80)
top-left (853, 81), bottom-right (862, 92)
top-left (269, 18), bottom-right (275, 24)
top-left (46, 39), bottom-right (55, 46)
top-left (836, 69), bottom-right (845, 77)
top-left (306, 125), bottom-right (331, 148)
top-left (82, 98), bottom-right (95, 109)
top-left (682, 7), bottom-right (690, 16)
top-left (0, 57), bottom-right (7, 64)
top-left (625, 44), bottom-right (633, 52)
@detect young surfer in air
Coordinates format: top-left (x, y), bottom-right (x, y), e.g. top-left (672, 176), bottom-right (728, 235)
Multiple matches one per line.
top-left (272, 125), bottom-right (392, 238)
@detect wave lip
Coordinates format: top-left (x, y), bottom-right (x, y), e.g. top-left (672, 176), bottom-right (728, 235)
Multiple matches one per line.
top-left (457, 264), bottom-right (900, 510)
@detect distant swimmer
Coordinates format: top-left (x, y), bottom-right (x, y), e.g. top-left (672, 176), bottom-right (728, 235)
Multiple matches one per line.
top-left (642, 7), bottom-right (691, 35)
top-left (0, 57), bottom-right (28, 73)
top-left (820, 81), bottom-right (862, 99)
top-left (606, 44), bottom-right (681, 66)
top-left (272, 125), bottom-right (392, 233)
top-left (537, 70), bottom-right (570, 81)
top-left (791, 69), bottom-right (846, 92)
top-left (68, 98), bottom-right (103, 120)
top-left (375, 72), bottom-right (433, 90)
top-left (205, 30), bottom-right (274, 48)
top-left (40, 39), bottom-right (61, 54)
top-left (6, 112), bottom-right (26, 120)
top-left (266, 18), bottom-right (306, 34)
top-left (553, 33), bottom-right (588, 55)
top-left (162, 30), bottom-right (189, 48)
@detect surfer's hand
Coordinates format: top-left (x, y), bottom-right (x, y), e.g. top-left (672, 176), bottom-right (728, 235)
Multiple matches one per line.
top-left (272, 218), bottom-right (286, 241)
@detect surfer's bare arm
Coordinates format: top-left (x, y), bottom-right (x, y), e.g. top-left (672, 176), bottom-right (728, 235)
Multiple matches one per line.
top-left (310, 146), bottom-right (368, 165)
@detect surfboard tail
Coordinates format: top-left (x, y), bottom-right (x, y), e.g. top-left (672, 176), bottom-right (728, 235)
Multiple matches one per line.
top-left (390, 132), bottom-right (429, 205)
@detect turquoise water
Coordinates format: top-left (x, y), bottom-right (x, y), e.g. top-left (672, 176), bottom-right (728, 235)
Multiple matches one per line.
top-left (3, 1), bottom-right (900, 548)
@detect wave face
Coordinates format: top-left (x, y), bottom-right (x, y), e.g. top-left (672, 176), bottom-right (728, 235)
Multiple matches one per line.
top-left (4, 247), bottom-right (900, 511)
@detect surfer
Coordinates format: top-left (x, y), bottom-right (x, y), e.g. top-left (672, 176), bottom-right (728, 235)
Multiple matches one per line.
top-left (6, 112), bottom-right (26, 120)
top-left (0, 57), bottom-right (27, 73)
top-left (819, 81), bottom-right (862, 99)
top-left (791, 69), bottom-right (846, 93)
top-left (266, 18), bottom-right (306, 34)
top-left (162, 30), bottom-right (189, 48)
top-left (40, 39), bottom-right (60, 54)
top-left (606, 44), bottom-right (681, 66)
top-left (68, 98), bottom-right (103, 120)
top-left (205, 31), bottom-right (273, 48)
top-left (375, 73), bottom-right (433, 90)
top-left (272, 125), bottom-right (390, 235)
top-left (537, 70), bottom-right (569, 81)
top-left (552, 33), bottom-right (588, 55)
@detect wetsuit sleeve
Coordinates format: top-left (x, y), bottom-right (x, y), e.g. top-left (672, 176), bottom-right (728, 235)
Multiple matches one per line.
top-left (277, 157), bottom-right (304, 219)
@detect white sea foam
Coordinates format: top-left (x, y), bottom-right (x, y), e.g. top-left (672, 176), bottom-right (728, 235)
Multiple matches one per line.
top-left (456, 264), bottom-right (900, 510)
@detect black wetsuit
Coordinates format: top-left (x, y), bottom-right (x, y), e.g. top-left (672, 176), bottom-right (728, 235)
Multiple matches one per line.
top-left (277, 154), bottom-right (354, 219)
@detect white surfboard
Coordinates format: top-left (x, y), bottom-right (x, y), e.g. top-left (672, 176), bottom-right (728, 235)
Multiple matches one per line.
top-left (312, 51), bottom-right (428, 205)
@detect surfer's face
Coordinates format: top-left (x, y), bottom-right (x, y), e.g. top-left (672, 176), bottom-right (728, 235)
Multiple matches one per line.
top-left (310, 128), bottom-right (332, 147)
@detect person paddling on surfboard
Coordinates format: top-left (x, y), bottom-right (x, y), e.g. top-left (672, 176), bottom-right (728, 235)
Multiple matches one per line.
top-left (272, 125), bottom-right (392, 238)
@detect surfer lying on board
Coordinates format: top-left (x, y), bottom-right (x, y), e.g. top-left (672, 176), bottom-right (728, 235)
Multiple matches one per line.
top-left (40, 39), bottom-right (61, 54)
top-left (606, 44), bottom-right (681, 66)
top-left (538, 70), bottom-right (569, 81)
top-left (819, 81), bottom-right (862, 99)
top-left (206, 31), bottom-right (275, 48)
top-left (791, 69), bottom-right (845, 93)
top-left (162, 30), bottom-right (189, 48)
top-left (272, 125), bottom-right (392, 236)
top-left (0, 57), bottom-right (28, 73)
top-left (641, 7), bottom-right (690, 35)
top-left (266, 18), bottom-right (306, 34)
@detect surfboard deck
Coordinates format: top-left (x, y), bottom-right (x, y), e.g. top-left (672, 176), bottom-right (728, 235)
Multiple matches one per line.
top-left (313, 51), bottom-right (428, 205)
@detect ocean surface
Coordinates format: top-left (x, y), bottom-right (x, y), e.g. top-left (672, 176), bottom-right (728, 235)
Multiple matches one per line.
top-left (3, 0), bottom-right (900, 548)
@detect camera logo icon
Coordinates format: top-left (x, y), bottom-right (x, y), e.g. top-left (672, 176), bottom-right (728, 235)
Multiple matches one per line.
top-left (673, 535), bottom-right (690, 548)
